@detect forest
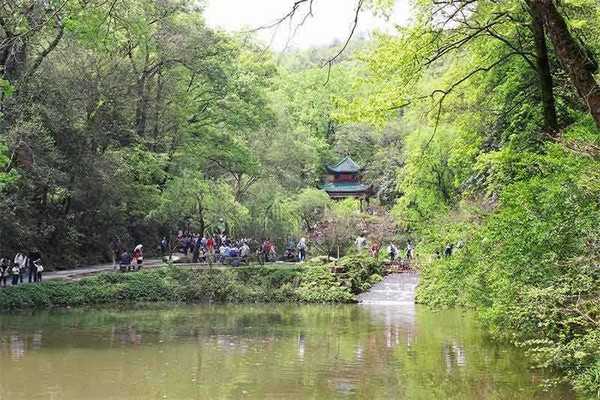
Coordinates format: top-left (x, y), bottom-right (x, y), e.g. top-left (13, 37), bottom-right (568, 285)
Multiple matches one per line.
top-left (0, 0), bottom-right (599, 397)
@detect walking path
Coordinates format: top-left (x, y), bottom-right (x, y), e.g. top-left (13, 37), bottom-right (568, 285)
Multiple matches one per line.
top-left (44, 259), bottom-right (165, 281)
top-left (4, 257), bottom-right (300, 286)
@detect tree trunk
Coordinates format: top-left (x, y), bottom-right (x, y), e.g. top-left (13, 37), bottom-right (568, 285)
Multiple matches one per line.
top-left (134, 73), bottom-right (148, 136)
top-left (196, 197), bottom-right (205, 236)
top-left (536, 0), bottom-right (600, 128)
top-left (152, 66), bottom-right (163, 149)
top-left (528, 1), bottom-right (558, 133)
top-left (1, 40), bottom-right (27, 84)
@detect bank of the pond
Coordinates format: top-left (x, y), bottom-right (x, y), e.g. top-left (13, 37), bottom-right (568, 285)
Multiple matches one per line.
top-left (0, 256), bottom-right (384, 310)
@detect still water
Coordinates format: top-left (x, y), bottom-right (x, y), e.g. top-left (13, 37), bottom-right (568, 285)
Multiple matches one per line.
top-left (0, 285), bottom-right (573, 399)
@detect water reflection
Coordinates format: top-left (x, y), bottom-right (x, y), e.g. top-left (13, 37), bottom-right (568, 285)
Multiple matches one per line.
top-left (297, 333), bottom-right (305, 361)
top-left (0, 301), bottom-right (574, 400)
top-left (9, 335), bottom-right (25, 360)
top-left (444, 340), bottom-right (467, 371)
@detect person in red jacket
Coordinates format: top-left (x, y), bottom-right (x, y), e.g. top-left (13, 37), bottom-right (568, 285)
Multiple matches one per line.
top-left (206, 236), bottom-right (215, 265)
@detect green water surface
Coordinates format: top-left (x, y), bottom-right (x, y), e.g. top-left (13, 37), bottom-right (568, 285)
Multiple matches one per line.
top-left (0, 304), bottom-right (573, 399)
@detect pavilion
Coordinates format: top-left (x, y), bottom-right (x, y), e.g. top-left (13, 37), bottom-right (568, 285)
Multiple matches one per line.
top-left (321, 156), bottom-right (372, 207)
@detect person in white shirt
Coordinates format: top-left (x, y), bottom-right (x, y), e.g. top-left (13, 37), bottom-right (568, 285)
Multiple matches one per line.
top-left (240, 243), bottom-right (250, 259)
top-left (355, 235), bottom-right (367, 251)
top-left (296, 238), bottom-right (307, 262)
top-left (14, 253), bottom-right (28, 283)
top-left (34, 259), bottom-right (44, 282)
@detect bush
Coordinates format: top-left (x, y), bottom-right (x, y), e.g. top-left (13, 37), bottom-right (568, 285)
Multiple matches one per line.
top-left (329, 254), bottom-right (385, 294)
top-left (295, 265), bottom-right (354, 303)
top-left (0, 265), bottom-right (360, 309)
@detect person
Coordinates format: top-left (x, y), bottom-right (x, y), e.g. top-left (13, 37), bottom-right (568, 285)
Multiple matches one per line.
top-left (119, 250), bottom-right (131, 272)
top-left (388, 243), bottom-right (398, 262)
top-left (110, 238), bottom-right (121, 270)
top-left (269, 244), bottom-right (277, 262)
top-left (444, 243), bottom-right (454, 257)
top-left (17, 253), bottom-right (28, 283)
top-left (240, 242), bottom-right (250, 262)
top-left (218, 244), bottom-right (227, 263)
top-left (197, 247), bottom-right (207, 263)
top-left (192, 239), bottom-right (200, 263)
top-left (132, 244), bottom-right (143, 270)
top-left (370, 241), bottom-right (381, 258)
top-left (11, 263), bottom-right (20, 286)
top-left (283, 247), bottom-right (295, 261)
top-left (406, 241), bottom-right (413, 260)
top-left (206, 236), bottom-right (215, 265)
top-left (28, 250), bottom-right (40, 283)
top-left (160, 237), bottom-right (168, 258)
top-left (0, 257), bottom-right (8, 287)
top-left (34, 259), bottom-right (44, 282)
top-left (13, 252), bottom-right (23, 282)
top-left (355, 235), bottom-right (367, 251)
top-left (297, 238), bottom-right (307, 262)
top-left (262, 239), bottom-right (272, 263)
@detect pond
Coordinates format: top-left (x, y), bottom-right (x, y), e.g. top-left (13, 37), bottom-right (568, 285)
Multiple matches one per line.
top-left (0, 300), bottom-right (573, 399)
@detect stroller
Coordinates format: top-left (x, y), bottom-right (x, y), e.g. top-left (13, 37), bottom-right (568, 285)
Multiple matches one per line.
top-left (119, 251), bottom-right (131, 272)
top-left (281, 247), bottom-right (297, 262)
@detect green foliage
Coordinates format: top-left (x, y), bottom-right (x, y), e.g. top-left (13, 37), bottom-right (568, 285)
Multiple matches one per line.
top-left (0, 78), bottom-right (14, 97)
top-left (338, 1), bottom-right (600, 396)
top-left (0, 264), bottom-right (380, 309)
top-left (329, 253), bottom-right (385, 294)
top-left (310, 198), bottom-right (363, 258)
top-left (2, 0), bottom-right (599, 396)
top-left (295, 265), bottom-right (354, 303)
top-left (413, 135), bottom-right (600, 397)
top-left (150, 172), bottom-right (248, 236)
top-left (291, 188), bottom-right (332, 231)
top-left (0, 0), bottom-right (284, 266)
top-left (0, 139), bottom-right (17, 189)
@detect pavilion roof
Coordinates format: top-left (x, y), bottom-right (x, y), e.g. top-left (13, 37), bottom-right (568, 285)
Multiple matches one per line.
top-left (321, 182), bottom-right (371, 193)
top-left (326, 156), bottom-right (362, 174)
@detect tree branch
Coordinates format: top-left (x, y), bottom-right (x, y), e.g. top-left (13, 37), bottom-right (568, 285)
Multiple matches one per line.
top-left (323, 0), bottom-right (364, 69)
top-left (23, 15), bottom-right (64, 79)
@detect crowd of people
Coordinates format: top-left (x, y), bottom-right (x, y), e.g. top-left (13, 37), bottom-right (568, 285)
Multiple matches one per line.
top-left (160, 233), bottom-right (310, 266)
top-left (387, 241), bottom-right (414, 262)
top-left (355, 234), bottom-right (415, 263)
top-left (0, 251), bottom-right (45, 287)
top-left (0, 233), bottom-right (419, 287)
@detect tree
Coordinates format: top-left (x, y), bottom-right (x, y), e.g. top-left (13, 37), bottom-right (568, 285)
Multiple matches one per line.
top-left (291, 188), bottom-right (331, 232)
top-left (150, 171), bottom-right (248, 238)
top-left (534, 0), bottom-right (600, 127)
top-left (311, 198), bottom-right (361, 259)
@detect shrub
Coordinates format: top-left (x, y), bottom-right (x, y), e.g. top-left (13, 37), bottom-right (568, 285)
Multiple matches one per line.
top-left (0, 265), bottom-right (359, 309)
top-left (295, 265), bottom-right (354, 303)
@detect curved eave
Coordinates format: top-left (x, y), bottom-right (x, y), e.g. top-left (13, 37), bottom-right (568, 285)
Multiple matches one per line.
top-left (326, 156), bottom-right (363, 174)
